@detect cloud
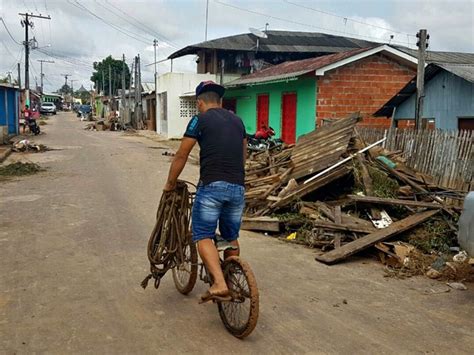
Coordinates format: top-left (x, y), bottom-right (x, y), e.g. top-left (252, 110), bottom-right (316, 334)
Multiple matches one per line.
top-left (1, 0), bottom-right (472, 92)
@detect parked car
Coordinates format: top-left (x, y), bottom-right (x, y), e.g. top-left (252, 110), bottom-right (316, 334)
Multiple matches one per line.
top-left (40, 102), bottom-right (57, 115)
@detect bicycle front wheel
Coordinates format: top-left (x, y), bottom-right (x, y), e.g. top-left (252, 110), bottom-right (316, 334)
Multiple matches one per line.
top-left (172, 241), bottom-right (198, 295)
top-left (218, 256), bottom-right (259, 339)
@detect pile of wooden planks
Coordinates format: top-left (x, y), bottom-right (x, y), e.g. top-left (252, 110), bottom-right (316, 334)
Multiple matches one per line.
top-left (244, 113), bottom-right (361, 216)
top-left (243, 112), bottom-right (466, 265)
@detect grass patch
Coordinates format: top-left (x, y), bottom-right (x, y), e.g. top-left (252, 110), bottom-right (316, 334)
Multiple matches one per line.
top-left (0, 162), bottom-right (43, 178)
top-left (406, 218), bottom-right (457, 254)
top-left (38, 120), bottom-right (47, 125)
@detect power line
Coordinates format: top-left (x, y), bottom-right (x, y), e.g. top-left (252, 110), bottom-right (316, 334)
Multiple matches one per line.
top-left (283, 0), bottom-right (415, 37)
top-left (35, 48), bottom-right (93, 69)
top-left (93, 0), bottom-right (155, 41)
top-left (0, 17), bottom-right (22, 45)
top-left (1, 40), bottom-right (18, 61)
top-left (44, 0), bottom-right (53, 45)
top-left (67, 0), bottom-right (150, 45)
top-left (213, 0), bottom-right (413, 47)
top-left (103, 0), bottom-right (180, 49)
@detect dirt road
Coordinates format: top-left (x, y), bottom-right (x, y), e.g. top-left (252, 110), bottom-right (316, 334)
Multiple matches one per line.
top-left (1, 113), bottom-right (473, 354)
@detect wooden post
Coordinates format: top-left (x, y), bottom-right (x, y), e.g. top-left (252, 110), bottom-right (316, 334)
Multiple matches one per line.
top-left (415, 29), bottom-right (428, 130)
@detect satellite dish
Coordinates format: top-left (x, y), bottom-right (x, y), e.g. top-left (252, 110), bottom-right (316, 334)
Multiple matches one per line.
top-left (249, 27), bottom-right (268, 39)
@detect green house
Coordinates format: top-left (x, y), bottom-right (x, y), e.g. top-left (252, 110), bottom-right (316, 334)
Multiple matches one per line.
top-left (224, 77), bottom-right (316, 144)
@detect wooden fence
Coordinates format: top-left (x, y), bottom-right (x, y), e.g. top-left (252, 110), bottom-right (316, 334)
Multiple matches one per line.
top-left (357, 128), bottom-right (474, 192)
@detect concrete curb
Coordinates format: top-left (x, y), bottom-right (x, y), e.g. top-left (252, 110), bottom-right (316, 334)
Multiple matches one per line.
top-left (0, 147), bottom-right (12, 164)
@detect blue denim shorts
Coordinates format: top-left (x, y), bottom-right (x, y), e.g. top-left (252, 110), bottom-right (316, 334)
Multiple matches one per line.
top-left (192, 181), bottom-right (245, 243)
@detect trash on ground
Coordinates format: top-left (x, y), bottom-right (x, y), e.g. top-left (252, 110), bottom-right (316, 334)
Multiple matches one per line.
top-left (12, 140), bottom-right (49, 153)
top-left (446, 282), bottom-right (468, 291)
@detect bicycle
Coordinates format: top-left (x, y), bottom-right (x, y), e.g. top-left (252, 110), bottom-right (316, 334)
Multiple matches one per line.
top-left (143, 181), bottom-right (259, 339)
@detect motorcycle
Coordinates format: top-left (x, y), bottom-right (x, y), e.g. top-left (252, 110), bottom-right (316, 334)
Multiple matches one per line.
top-left (246, 126), bottom-right (283, 153)
top-left (27, 118), bottom-right (40, 135)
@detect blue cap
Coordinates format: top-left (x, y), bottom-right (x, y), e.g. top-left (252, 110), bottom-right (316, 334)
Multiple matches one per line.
top-left (195, 80), bottom-right (225, 98)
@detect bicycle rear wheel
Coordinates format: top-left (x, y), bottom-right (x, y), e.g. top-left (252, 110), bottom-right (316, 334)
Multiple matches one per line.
top-left (218, 256), bottom-right (259, 339)
top-left (172, 241), bottom-right (198, 295)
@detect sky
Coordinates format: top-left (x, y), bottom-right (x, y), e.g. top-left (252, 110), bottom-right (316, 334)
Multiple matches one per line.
top-left (1, 0), bottom-right (473, 93)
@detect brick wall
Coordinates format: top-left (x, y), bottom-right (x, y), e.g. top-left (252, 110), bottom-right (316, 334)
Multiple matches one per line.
top-left (316, 54), bottom-right (416, 128)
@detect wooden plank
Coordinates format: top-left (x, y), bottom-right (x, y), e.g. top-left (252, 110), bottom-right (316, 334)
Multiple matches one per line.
top-left (312, 220), bottom-right (376, 234)
top-left (270, 165), bottom-right (350, 210)
top-left (241, 216), bottom-right (280, 232)
top-left (315, 209), bottom-right (439, 264)
top-left (346, 195), bottom-right (446, 209)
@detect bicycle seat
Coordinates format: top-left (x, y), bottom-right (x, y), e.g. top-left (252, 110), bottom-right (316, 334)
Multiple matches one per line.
top-left (215, 234), bottom-right (238, 252)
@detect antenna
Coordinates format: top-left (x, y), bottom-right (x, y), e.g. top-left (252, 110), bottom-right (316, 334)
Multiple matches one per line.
top-left (249, 27), bottom-right (268, 53)
top-left (249, 27), bottom-right (268, 39)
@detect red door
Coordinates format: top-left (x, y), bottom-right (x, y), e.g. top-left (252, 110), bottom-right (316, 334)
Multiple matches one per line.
top-left (257, 94), bottom-right (269, 130)
top-left (281, 93), bottom-right (297, 144)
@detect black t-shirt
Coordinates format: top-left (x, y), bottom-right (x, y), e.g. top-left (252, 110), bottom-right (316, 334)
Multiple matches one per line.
top-left (184, 108), bottom-right (246, 186)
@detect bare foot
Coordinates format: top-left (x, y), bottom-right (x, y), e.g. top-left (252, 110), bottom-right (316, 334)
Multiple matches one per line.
top-left (209, 283), bottom-right (228, 295)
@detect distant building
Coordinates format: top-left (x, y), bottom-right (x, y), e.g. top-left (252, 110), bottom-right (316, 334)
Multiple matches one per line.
top-left (375, 63), bottom-right (474, 130)
top-left (168, 30), bottom-right (376, 80)
top-left (0, 84), bottom-right (21, 139)
top-left (224, 45), bottom-right (417, 143)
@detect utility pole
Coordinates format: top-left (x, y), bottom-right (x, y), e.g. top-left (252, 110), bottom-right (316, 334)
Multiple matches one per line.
top-left (415, 29), bottom-right (429, 130)
top-left (205, 0), bottom-right (209, 41)
top-left (101, 70), bottom-right (105, 95)
top-left (121, 54), bottom-right (126, 127)
top-left (70, 79), bottom-right (77, 105)
top-left (153, 39), bottom-right (159, 133)
top-left (137, 54), bottom-right (142, 128)
top-left (19, 12), bottom-right (51, 105)
top-left (108, 64), bottom-right (112, 98)
top-left (17, 63), bottom-right (21, 88)
top-left (133, 56), bottom-right (138, 129)
top-left (37, 59), bottom-right (54, 93)
top-left (60, 74), bottom-right (71, 87)
top-left (153, 39), bottom-right (158, 79)
top-left (129, 61), bottom-right (134, 127)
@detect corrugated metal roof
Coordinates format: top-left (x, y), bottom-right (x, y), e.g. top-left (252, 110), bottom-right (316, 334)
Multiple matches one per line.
top-left (141, 82), bottom-right (155, 93)
top-left (374, 63), bottom-right (474, 116)
top-left (168, 31), bottom-right (376, 59)
top-left (226, 48), bottom-right (370, 86)
top-left (437, 63), bottom-right (474, 83)
top-left (395, 46), bottom-right (474, 64)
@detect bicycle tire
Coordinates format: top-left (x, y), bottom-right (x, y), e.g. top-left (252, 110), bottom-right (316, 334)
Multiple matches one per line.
top-left (172, 241), bottom-right (198, 295)
top-left (217, 256), bottom-right (259, 339)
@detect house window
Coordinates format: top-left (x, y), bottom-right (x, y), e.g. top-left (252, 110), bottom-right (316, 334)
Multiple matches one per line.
top-left (179, 97), bottom-right (197, 120)
top-left (458, 117), bottom-right (474, 131)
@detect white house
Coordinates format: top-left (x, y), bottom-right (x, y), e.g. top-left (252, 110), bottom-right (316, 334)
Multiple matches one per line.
top-left (155, 72), bottom-right (215, 138)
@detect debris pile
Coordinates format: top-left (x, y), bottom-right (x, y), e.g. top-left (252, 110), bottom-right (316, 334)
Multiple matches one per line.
top-left (243, 113), bottom-right (471, 282)
top-left (0, 162), bottom-right (43, 177)
top-left (12, 139), bottom-right (49, 153)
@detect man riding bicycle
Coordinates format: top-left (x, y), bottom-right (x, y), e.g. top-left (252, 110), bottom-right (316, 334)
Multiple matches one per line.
top-left (164, 81), bottom-right (247, 303)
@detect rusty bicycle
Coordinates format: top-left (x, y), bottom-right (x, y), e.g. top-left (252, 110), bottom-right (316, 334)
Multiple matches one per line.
top-left (142, 181), bottom-right (259, 339)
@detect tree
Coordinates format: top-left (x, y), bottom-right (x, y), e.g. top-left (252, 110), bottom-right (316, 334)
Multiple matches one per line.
top-left (90, 55), bottom-right (131, 96)
top-left (0, 76), bottom-right (18, 85)
top-left (58, 84), bottom-right (72, 94)
top-left (75, 90), bottom-right (91, 104)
